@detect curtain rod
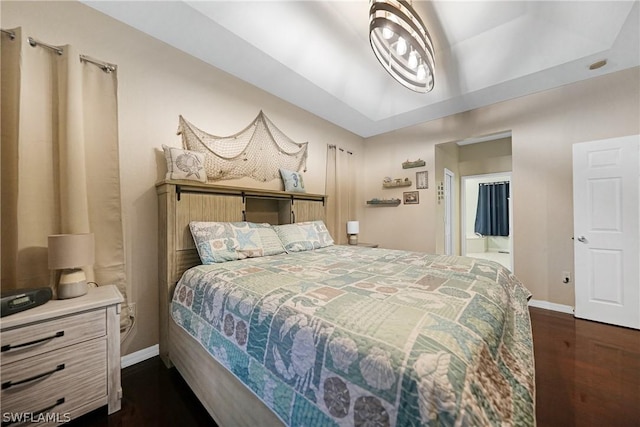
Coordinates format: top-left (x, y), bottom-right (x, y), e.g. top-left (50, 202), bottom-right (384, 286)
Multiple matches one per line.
top-left (479, 181), bottom-right (509, 186)
top-left (27, 36), bottom-right (115, 73)
top-left (1, 29), bottom-right (16, 40)
top-left (3, 30), bottom-right (116, 75)
top-left (28, 36), bottom-right (63, 55)
top-left (328, 145), bottom-right (353, 155)
top-left (80, 55), bottom-right (116, 73)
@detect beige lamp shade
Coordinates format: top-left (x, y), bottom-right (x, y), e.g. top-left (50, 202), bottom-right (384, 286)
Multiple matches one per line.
top-left (48, 234), bottom-right (95, 299)
top-left (48, 233), bottom-right (95, 269)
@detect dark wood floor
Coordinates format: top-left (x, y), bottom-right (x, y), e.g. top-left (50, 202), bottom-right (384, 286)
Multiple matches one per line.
top-left (67, 356), bottom-right (215, 427)
top-left (70, 308), bottom-right (639, 426)
top-left (529, 307), bottom-right (640, 427)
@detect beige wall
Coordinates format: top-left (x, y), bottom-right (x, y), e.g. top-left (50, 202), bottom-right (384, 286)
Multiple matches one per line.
top-left (1, 1), bottom-right (365, 356)
top-left (363, 66), bottom-right (640, 307)
top-left (458, 137), bottom-right (512, 177)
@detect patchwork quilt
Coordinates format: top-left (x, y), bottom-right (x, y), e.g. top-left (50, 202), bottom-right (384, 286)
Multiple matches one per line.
top-left (171, 245), bottom-right (535, 426)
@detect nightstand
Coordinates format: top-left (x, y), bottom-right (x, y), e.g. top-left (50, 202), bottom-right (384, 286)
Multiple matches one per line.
top-left (1, 285), bottom-right (123, 425)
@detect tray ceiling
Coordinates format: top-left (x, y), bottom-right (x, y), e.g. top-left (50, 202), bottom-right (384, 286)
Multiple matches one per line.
top-left (84, 1), bottom-right (640, 137)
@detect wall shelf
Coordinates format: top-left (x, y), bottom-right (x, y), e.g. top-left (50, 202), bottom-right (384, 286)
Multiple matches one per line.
top-left (383, 180), bottom-right (412, 188)
top-left (402, 159), bottom-right (425, 169)
top-left (366, 199), bottom-right (401, 206)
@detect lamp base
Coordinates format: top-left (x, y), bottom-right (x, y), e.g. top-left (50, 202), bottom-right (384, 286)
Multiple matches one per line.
top-left (348, 234), bottom-right (358, 245)
top-left (57, 269), bottom-right (88, 299)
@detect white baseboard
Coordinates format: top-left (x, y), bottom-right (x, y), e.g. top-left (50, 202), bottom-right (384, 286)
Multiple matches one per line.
top-left (528, 299), bottom-right (574, 314)
top-left (121, 344), bottom-right (159, 369)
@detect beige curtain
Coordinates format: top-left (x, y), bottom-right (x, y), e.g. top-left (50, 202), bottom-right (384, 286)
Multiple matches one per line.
top-left (1, 29), bottom-right (126, 309)
top-left (325, 145), bottom-right (356, 244)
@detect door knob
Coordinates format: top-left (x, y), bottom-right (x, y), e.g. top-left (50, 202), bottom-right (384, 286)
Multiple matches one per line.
top-left (577, 236), bottom-right (587, 243)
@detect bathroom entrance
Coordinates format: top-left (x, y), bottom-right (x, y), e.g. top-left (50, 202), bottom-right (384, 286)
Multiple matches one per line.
top-left (461, 173), bottom-right (513, 271)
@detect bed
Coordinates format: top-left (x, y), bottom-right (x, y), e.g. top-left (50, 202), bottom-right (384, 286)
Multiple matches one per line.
top-left (157, 181), bottom-right (536, 427)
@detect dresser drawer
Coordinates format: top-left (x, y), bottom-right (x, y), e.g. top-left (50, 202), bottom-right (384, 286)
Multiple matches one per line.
top-left (1, 338), bottom-right (107, 416)
top-left (0, 310), bottom-right (105, 365)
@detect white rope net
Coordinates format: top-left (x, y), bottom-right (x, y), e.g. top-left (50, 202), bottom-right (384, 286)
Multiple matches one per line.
top-left (178, 112), bottom-right (308, 182)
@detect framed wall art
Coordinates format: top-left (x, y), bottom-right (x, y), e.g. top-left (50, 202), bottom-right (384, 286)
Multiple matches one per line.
top-left (403, 191), bottom-right (419, 205)
top-left (416, 171), bottom-right (428, 189)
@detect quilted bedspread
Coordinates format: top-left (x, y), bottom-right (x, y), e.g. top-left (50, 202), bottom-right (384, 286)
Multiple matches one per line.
top-left (171, 245), bottom-right (535, 426)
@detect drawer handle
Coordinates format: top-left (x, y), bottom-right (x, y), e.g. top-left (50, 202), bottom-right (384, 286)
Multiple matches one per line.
top-left (1, 364), bottom-right (65, 390)
top-left (1, 331), bottom-right (64, 352)
top-left (1, 398), bottom-right (65, 427)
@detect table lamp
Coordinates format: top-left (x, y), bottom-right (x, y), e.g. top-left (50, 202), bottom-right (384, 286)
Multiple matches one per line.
top-left (48, 233), bottom-right (95, 299)
top-left (346, 221), bottom-right (359, 245)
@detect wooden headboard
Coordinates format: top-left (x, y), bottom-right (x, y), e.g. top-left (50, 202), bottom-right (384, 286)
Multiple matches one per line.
top-left (156, 180), bottom-right (326, 365)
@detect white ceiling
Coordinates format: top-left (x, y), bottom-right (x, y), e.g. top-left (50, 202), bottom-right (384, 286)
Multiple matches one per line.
top-left (84, 1), bottom-right (640, 137)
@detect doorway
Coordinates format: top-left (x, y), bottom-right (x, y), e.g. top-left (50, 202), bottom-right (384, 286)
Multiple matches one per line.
top-left (461, 173), bottom-right (513, 271)
top-left (435, 132), bottom-right (512, 262)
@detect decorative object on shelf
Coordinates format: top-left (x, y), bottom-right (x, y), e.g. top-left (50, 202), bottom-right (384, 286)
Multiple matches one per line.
top-left (437, 181), bottom-right (444, 204)
top-left (403, 191), bottom-right (419, 204)
top-left (416, 171), bottom-right (428, 189)
top-left (162, 144), bottom-right (206, 182)
top-left (369, 0), bottom-right (435, 93)
top-left (402, 158), bottom-right (426, 169)
top-left (346, 221), bottom-right (360, 245)
top-left (382, 177), bottom-right (412, 188)
top-left (367, 198), bottom-right (401, 206)
top-left (279, 168), bottom-right (306, 193)
top-left (178, 112), bottom-right (308, 182)
top-left (48, 233), bottom-right (95, 299)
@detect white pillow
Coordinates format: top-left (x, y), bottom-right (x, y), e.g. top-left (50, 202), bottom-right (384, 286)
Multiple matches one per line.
top-left (273, 220), bottom-right (334, 253)
top-left (163, 144), bottom-right (206, 182)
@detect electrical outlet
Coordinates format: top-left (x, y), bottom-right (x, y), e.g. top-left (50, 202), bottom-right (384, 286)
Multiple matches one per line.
top-left (562, 271), bottom-right (571, 284)
top-left (129, 302), bottom-right (136, 317)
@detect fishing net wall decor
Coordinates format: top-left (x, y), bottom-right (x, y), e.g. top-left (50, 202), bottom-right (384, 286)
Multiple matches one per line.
top-left (177, 112), bottom-right (308, 182)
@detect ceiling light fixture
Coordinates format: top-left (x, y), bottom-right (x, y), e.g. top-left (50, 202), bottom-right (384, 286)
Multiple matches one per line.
top-left (369, 0), bottom-right (435, 93)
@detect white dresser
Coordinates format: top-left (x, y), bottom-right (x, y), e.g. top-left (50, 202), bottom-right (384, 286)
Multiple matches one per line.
top-left (1, 285), bottom-right (123, 426)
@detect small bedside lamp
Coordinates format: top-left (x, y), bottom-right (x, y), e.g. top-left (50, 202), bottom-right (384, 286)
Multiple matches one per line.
top-left (346, 221), bottom-right (359, 245)
top-left (48, 233), bottom-right (95, 299)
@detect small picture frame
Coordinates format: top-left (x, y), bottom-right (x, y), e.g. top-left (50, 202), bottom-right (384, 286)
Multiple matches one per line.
top-left (403, 191), bottom-right (419, 205)
top-left (416, 171), bottom-right (428, 189)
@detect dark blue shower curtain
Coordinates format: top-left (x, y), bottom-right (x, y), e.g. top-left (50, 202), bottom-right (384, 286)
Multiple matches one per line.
top-left (474, 182), bottom-right (510, 236)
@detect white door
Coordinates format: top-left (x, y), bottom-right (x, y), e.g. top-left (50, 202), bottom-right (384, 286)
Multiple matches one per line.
top-left (444, 169), bottom-right (455, 255)
top-left (573, 135), bottom-right (639, 329)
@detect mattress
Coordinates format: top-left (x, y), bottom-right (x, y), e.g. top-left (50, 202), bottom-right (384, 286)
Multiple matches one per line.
top-left (171, 245), bottom-right (535, 426)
